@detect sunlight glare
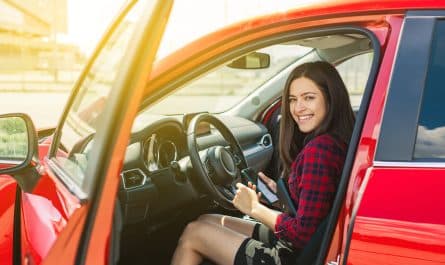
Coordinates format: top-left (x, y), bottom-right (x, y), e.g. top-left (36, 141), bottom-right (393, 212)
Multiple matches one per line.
top-left (158, 0), bottom-right (319, 58)
top-left (63, 0), bottom-right (126, 54)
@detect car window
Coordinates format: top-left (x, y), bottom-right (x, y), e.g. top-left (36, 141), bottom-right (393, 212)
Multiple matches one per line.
top-left (336, 52), bottom-right (373, 110)
top-left (50, 1), bottom-right (148, 193)
top-left (145, 44), bottom-right (312, 115)
top-left (414, 20), bottom-right (445, 159)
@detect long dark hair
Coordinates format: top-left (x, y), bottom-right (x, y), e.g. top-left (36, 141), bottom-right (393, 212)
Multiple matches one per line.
top-left (279, 61), bottom-right (355, 175)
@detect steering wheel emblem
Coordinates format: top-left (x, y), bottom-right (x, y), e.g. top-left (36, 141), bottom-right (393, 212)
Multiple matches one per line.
top-left (207, 146), bottom-right (237, 185)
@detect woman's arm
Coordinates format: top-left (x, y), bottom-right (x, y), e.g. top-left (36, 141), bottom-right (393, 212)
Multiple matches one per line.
top-left (232, 183), bottom-right (282, 231)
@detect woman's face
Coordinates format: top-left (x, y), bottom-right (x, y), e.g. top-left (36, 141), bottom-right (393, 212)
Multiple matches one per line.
top-left (288, 77), bottom-right (327, 133)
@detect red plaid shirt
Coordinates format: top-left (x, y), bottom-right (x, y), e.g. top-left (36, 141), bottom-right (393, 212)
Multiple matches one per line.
top-left (274, 134), bottom-right (347, 249)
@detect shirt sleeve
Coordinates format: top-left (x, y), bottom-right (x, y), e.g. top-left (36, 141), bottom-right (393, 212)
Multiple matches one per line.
top-left (274, 137), bottom-right (344, 249)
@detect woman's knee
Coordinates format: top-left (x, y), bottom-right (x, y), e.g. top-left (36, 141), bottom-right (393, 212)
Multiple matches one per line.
top-left (179, 220), bottom-right (207, 245)
top-left (197, 213), bottom-right (223, 223)
top-left (179, 221), bottom-right (198, 242)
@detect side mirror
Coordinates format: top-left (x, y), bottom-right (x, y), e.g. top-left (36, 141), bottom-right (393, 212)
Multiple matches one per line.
top-left (227, 52), bottom-right (270, 69)
top-left (0, 113), bottom-right (39, 191)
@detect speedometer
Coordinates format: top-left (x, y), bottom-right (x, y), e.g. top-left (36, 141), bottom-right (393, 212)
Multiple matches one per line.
top-left (158, 140), bottom-right (177, 168)
top-left (144, 134), bottom-right (159, 171)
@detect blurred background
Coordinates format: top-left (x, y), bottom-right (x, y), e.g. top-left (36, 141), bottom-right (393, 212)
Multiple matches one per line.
top-left (0, 0), bottom-right (369, 128)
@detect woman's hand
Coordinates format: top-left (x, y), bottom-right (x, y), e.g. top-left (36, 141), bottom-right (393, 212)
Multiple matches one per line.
top-left (258, 172), bottom-right (277, 193)
top-left (233, 183), bottom-right (281, 231)
top-left (232, 183), bottom-right (261, 216)
top-left (247, 181), bottom-right (262, 200)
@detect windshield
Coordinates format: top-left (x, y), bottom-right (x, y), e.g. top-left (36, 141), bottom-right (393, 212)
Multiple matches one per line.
top-left (144, 44), bottom-right (313, 115)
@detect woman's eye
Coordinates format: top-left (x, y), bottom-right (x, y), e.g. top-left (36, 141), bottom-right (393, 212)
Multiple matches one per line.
top-left (304, 96), bottom-right (315, 101)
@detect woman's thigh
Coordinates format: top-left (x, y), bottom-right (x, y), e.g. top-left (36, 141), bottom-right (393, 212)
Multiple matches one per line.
top-left (180, 219), bottom-right (249, 265)
top-left (185, 221), bottom-right (288, 265)
top-left (198, 214), bottom-right (257, 237)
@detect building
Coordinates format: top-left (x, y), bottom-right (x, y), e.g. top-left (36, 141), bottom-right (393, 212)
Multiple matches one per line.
top-left (0, 0), bottom-right (84, 91)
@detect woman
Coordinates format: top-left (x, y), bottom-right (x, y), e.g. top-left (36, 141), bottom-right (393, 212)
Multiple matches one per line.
top-left (171, 61), bottom-right (355, 265)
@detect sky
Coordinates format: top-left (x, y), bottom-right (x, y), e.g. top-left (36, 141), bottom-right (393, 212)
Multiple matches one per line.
top-left (64, 0), bottom-right (316, 56)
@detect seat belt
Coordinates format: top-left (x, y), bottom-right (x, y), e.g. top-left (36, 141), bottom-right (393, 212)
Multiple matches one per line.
top-left (295, 217), bottom-right (328, 264)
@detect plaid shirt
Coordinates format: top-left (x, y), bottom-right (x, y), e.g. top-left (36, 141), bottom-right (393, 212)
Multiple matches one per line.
top-left (274, 134), bottom-right (347, 250)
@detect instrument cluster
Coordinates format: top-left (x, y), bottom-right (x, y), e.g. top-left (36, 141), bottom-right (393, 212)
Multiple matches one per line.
top-left (143, 133), bottom-right (178, 172)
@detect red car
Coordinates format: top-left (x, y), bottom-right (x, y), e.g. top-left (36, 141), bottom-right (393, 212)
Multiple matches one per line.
top-left (1, 0), bottom-right (445, 264)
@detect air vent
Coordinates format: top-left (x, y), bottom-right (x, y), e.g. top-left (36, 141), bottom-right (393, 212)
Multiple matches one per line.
top-left (259, 134), bottom-right (272, 148)
top-left (121, 169), bottom-right (146, 189)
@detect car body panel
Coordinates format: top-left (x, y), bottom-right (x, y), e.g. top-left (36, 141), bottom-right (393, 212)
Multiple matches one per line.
top-left (0, 175), bottom-right (16, 265)
top-left (348, 168), bottom-right (445, 264)
top-left (339, 13), bottom-right (445, 265)
top-left (334, 14), bottom-right (403, 264)
top-left (20, 169), bottom-right (81, 264)
top-left (21, 193), bottom-right (65, 264)
top-left (0, 137), bottom-right (57, 265)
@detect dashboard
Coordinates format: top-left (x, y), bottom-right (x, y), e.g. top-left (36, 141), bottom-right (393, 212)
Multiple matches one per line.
top-left (118, 113), bottom-right (273, 227)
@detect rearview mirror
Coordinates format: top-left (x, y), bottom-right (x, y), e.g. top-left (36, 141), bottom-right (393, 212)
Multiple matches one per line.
top-left (227, 52), bottom-right (270, 69)
top-left (0, 113), bottom-right (37, 174)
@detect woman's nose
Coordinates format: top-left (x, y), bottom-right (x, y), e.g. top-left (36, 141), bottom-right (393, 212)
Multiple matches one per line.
top-left (294, 100), bottom-right (306, 112)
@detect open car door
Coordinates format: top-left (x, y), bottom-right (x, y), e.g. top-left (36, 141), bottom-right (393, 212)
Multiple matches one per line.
top-left (0, 1), bottom-right (172, 264)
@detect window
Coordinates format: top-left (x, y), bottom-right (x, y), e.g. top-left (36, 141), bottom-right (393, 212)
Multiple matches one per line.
top-left (414, 20), bottom-right (445, 159)
top-left (51, 1), bottom-right (148, 193)
top-left (336, 52), bottom-right (373, 110)
top-left (145, 44), bottom-right (312, 115)
top-left (142, 33), bottom-right (373, 117)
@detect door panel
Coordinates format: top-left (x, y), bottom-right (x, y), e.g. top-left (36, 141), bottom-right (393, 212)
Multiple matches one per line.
top-left (82, 1), bottom-right (173, 262)
top-left (343, 12), bottom-right (445, 265)
top-left (0, 175), bottom-right (16, 265)
top-left (36, 0), bottom-right (172, 264)
top-left (20, 173), bottom-right (76, 264)
top-left (13, 1), bottom-right (172, 264)
top-left (331, 15), bottom-right (404, 264)
top-left (348, 168), bottom-right (445, 264)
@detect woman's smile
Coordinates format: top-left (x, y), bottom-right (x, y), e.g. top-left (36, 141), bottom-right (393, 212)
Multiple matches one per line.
top-left (297, 114), bottom-right (314, 121)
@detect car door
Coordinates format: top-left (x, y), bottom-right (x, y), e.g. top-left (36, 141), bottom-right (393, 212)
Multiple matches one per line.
top-left (338, 11), bottom-right (445, 265)
top-left (0, 173), bottom-right (16, 264)
top-left (8, 1), bottom-right (173, 265)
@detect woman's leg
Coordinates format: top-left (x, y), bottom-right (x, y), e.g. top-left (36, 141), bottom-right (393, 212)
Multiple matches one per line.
top-left (197, 214), bottom-right (257, 237)
top-left (171, 218), bottom-right (249, 265)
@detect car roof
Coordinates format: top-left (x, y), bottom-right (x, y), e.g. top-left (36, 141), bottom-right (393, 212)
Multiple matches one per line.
top-left (147, 0), bottom-right (445, 90)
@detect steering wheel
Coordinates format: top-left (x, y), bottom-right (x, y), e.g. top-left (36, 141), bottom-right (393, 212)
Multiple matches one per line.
top-left (187, 113), bottom-right (248, 209)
